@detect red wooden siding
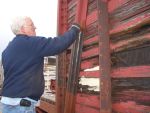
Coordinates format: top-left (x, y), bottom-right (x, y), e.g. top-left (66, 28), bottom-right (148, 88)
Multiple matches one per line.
top-left (110, 0), bottom-right (150, 112)
top-left (56, 0), bottom-right (150, 113)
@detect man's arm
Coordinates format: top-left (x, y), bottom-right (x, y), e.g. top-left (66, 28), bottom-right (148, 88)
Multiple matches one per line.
top-left (35, 24), bottom-right (81, 57)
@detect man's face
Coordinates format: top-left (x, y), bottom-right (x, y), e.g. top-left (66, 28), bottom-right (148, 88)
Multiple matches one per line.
top-left (22, 18), bottom-right (36, 36)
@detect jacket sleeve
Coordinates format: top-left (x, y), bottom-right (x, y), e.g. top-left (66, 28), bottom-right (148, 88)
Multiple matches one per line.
top-left (34, 27), bottom-right (80, 57)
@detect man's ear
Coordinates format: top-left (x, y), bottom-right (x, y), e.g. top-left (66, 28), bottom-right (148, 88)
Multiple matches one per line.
top-left (20, 26), bottom-right (25, 33)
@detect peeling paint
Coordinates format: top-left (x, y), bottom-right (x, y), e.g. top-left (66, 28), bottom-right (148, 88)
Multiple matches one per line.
top-left (79, 77), bottom-right (100, 92)
top-left (84, 66), bottom-right (99, 71)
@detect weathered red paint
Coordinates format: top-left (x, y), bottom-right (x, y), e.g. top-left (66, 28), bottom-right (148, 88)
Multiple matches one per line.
top-left (110, 13), bottom-right (150, 35)
top-left (86, 10), bottom-right (98, 26)
top-left (75, 104), bottom-right (99, 113)
top-left (56, 1), bottom-right (69, 113)
top-left (108, 0), bottom-right (130, 12)
top-left (113, 101), bottom-right (150, 113)
top-left (76, 94), bottom-right (100, 108)
top-left (80, 71), bottom-right (100, 78)
top-left (84, 36), bottom-right (98, 46)
top-left (97, 0), bottom-right (111, 112)
top-left (109, 0), bottom-right (150, 24)
top-left (111, 65), bottom-right (150, 78)
top-left (64, 1), bottom-right (88, 113)
top-left (37, 0), bottom-right (150, 113)
top-left (81, 57), bottom-right (99, 70)
top-left (68, 0), bottom-right (77, 9)
top-left (57, 0), bottom-right (68, 34)
top-left (80, 65), bottom-right (150, 78)
top-left (82, 47), bottom-right (99, 59)
top-left (83, 33), bottom-right (150, 53)
top-left (110, 33), bottom-right (150, 52)
top-left (113, 90), bottom-right (150, 102)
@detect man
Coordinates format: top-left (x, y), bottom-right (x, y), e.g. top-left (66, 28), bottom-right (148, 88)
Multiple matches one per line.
top-left (1, 16), bottom-right (81, 113)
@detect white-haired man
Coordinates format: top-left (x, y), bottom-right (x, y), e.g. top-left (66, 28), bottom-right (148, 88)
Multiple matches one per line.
top-left (1, 16), bottom-right (81, 113)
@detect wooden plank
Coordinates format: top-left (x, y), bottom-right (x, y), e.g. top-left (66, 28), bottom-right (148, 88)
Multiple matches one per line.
top-left (111, 45), bottom-right (150, 68)
top-left (80, 65), bottom-right (150, 78)
top-left (110, 13), bottom-right (150, 36)
top-left (87, 0), bottom-right (97, 14)
top-left (76, 94), bottom-right (100, 113)
top-left (112, 78), bottom-right (150, 112)
top-left (82, 47), bottom-right (99, 59)
top-left (109, 0), bottom-right (150, 24)
top-left (81, 57), bottom-right (99, 70)
top-left (80, 71), bottom-right (99, 78)
top-left (112, 91), bottom-right (150, 103)
top-left (36, 107), bottom-right (44, 113)
top-left (110, 33), bottom-right (150, 53)
top-left (86, 10), bottom-right (98, 26)
top-left (108, 0), bottom-right (130, 12)
top-left (75, 104), bottom-right (99, 113)
top-left (111, 66), bottom-right (150, 78)
top-left (76, 94), bottom-right (99, 108)
top-left (84, 22), bottom-right (98, 39)
top-left (83, 33), bottom-right (150, 53)
top-left (112, 101), bottom-right (150, 113)
top-left (83, 36), bottom-right (98, 47)
top-left (38, 100), bottom-right (56, 113)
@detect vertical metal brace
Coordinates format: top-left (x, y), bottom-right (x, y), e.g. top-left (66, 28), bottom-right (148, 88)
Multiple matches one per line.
top-left (56, 0), bottom-right (68, 113)
top-left (97, 0), bottom-right (112, 113)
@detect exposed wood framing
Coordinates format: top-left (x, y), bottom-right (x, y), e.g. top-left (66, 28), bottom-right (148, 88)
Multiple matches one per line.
top-left (63, 0), bottom-right (88, 113)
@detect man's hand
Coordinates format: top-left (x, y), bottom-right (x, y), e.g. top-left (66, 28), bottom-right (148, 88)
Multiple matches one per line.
top-left (71, 23), bottom-right (81, 30)
top-left (70, 23), bottom-right (82, 32)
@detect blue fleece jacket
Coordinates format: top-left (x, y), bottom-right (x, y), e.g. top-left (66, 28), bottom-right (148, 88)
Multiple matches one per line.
top-left (2, 27), bottom-right (80, 100)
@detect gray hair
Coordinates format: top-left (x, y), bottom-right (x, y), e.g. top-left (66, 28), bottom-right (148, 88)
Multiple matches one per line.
top-left (11, 16), bottom-right (28, 35)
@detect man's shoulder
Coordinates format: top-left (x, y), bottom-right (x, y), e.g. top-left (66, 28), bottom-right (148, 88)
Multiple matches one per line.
top-left (29, 36), bottom-right (46, 40)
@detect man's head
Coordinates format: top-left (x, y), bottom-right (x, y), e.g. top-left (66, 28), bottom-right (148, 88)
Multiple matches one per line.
top-left (11, 16), bottom-right (36, 36)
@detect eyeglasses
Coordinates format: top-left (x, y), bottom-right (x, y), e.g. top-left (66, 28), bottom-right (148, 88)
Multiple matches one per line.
top-left (23, 24), bottom-right (36, 28)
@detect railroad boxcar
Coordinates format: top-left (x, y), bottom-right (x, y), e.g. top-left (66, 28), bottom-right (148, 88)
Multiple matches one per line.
top-left (36, 0), bottom-right (150, 113)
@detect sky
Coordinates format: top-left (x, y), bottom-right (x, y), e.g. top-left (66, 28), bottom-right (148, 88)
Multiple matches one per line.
top-left (0, 0), bottom-right (58, 58)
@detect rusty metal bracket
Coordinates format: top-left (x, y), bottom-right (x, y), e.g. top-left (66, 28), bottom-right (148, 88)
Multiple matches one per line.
top-left (56, 1), bottom-right (69, 113)
top-left (97, 0), bottom-right (112, 113)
